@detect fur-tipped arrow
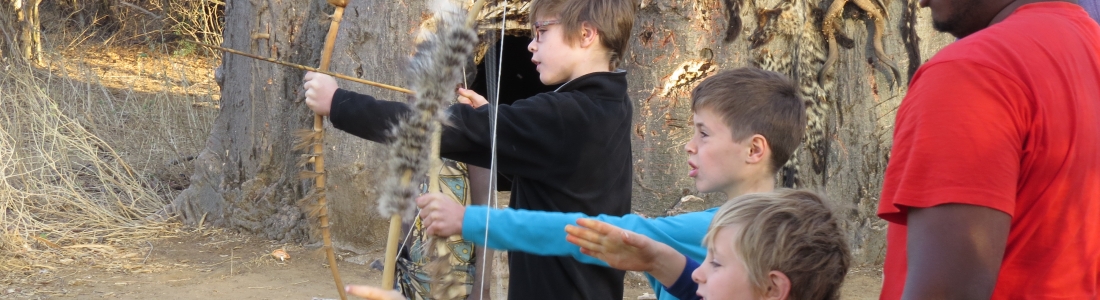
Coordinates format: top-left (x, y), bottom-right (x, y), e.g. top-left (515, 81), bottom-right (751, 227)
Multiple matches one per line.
top-left (376, 1), bottom-right (485, 298)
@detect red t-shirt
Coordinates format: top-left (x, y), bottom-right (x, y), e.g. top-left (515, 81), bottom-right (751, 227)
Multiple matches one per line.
top-left (877, 3), bottom-right (1100, 299)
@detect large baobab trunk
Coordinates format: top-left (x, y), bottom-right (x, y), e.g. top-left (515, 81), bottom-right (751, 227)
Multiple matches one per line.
top-left (172, 0), bottom-right (333, 242)
top-left (627, 0), bottom-right (953, 265)
top-left (173, 0), bottom-right (427, 247)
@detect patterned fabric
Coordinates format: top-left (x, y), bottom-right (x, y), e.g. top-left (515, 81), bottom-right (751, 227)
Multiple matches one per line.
top-left (397, 159), bottom-right (478, 300)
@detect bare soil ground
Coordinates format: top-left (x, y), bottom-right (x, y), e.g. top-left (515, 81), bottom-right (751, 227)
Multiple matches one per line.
top-left (2, 228), bottom-right (882, 299)
top-left (2, 229), bottom-right (377, 300)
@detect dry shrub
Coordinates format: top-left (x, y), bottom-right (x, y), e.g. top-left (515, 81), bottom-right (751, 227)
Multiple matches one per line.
top-left (37, 0), bottom-right (223, 56)
top-left (0, 42), bottom-right (218, 282)
top-left (0, 62), bottom-right (165, 281)
top-left (164, 0), bottom-right (224, 52)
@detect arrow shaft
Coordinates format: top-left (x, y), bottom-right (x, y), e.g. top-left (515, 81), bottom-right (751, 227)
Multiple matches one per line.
top-left (194, 41), bottom-right (414, 95)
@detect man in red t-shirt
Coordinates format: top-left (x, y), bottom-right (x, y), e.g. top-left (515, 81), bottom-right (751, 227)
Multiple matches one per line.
top-left (877, 0), bottom-right (1100, 298)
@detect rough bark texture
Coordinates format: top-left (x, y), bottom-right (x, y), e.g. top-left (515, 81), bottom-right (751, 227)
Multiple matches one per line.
top-left (320, 0), bottom-right (428, 251)
top-left (182, 0), bottom-right (956, 267)
top-left (8, 0), bottom-right (42, 64)
top-left (627, 0), bottom-right (954, 266)
top-left (171, 0), bottom-right (332, 242)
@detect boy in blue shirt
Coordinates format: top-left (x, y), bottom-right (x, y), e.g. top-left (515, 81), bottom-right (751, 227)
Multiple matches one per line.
top-left (417, 67), bottom-right (807, 299)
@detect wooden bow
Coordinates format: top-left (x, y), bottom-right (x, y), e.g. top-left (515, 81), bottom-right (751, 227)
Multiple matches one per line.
top-left (312, 0), bottom-right (351, 299)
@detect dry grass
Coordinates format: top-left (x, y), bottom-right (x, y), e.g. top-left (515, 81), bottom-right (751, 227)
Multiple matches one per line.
top-left (0, 41), bottom-right (219, 284)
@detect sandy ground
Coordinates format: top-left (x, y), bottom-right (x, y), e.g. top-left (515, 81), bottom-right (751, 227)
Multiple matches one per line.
top-left (2, 229), bottom-right (882, 300)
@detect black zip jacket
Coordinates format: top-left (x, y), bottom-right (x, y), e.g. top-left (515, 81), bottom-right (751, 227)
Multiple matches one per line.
top-left (329, 71), bottom-right (633, 300)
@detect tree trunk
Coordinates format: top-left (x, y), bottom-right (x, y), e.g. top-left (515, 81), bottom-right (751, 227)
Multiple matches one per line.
top-left (11, 0), bottom-right (41, 64)
top-left (315, 0), bottom-right (429, 250)
top-left (171, 0), bottom-right (335, 242)
top-left (0, 3), bottom-right (12, 60)
top-left (173, 0), bottom-right (431, 247)
top-left (179, 0), bottom-right (956, 268)
top-left (627, 0), bottom-right (953, 266)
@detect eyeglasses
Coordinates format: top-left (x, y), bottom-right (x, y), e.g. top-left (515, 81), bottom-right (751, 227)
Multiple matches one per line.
top-left (532, 20), bottom-right (560, 43)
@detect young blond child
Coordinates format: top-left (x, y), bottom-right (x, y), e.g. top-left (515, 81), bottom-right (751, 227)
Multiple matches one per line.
top-left (567, 189), bottom-right (850, 300)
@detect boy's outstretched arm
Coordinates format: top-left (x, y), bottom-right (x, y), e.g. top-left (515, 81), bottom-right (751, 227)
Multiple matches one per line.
top-left (416, 193), bottom-right (712, 265)
top-left (564, 219), bottom-right (685, 286)
top-left (301, 72), bottom-right (415, 143)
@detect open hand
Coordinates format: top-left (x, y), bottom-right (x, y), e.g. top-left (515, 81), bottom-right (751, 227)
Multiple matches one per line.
top-left (565, 218), bottom-right (665, 272)
top-left (345, 285), bottom-right (405, 300)
top-left (416, 193), bottom-right (466, 237)
top-left (303, 71), bottom-right (338, 116)
top-left (457, 88), bottom-right (488, 108)
top-left (566, 219), bottom-right (686, 285)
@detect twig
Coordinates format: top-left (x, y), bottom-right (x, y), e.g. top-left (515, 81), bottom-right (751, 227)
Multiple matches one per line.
top-left (198, 212), bottom-right (208, 230)
top-left (119, 1), bottom-right (161, 19)
top-left (143, 240), bottom-right (153, 264)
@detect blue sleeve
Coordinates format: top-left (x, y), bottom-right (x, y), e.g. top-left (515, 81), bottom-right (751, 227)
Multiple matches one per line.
top-left (461, 206), bottom-right (715, 266)
top-left (665, 257), bottom-right (702, 300)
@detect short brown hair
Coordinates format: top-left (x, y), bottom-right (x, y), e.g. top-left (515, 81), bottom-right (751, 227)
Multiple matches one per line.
top-left (704, 189), bottom-right (850, 300)
top-left (529, 0), bottom-right (636, 69)
top-left (690, 68), bottom-right (805, 171)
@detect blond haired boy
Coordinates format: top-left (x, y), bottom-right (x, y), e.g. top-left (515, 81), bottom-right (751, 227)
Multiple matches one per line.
top-left (567, 189), bottom-right (850, 300)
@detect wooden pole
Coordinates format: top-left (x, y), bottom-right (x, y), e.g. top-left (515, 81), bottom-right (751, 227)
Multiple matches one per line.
top-left (381, 169), bottom-right (414, 289)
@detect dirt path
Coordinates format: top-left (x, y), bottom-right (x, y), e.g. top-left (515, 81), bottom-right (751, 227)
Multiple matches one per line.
top-left (4, 230), bottom-right (376, 299)
top-left (3, 229), bottom-right (881, 299)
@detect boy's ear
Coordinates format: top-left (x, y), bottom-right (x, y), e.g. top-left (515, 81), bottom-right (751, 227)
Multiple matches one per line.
top-left (578, 22), bottom-right (600, 48)
top-left (763, 270), bottom-right (791, 300)
top-left (746, 134), bottom-right (770, 164)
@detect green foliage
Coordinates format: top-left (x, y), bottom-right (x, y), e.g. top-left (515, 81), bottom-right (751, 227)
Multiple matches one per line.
top-left (172, 39), bottom-right (196, 57)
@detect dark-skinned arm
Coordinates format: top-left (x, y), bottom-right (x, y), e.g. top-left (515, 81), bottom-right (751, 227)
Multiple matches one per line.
top-left (467, 165), bottom-right (493, 300)
top-left (902, 203), bottom-right (1010, 300)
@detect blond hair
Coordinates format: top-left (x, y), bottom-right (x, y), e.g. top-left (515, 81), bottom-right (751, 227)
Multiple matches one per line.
top-left (703, 189), bottom-right (850, 300)
top-left (529, 0), bottom-right (636, 69)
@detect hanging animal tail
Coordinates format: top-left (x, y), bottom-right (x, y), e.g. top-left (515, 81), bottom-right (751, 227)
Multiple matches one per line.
top-left (377, 0), bottom-right (478, 298)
